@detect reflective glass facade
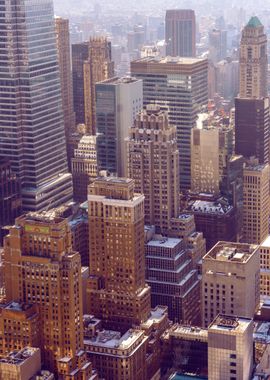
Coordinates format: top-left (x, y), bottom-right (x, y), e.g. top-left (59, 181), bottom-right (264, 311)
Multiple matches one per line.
top-left (0, 0), bottom-right (72, 210)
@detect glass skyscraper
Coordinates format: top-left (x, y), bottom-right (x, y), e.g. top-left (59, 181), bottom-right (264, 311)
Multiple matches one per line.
top-left (0, 0), bottom-right (72, 211)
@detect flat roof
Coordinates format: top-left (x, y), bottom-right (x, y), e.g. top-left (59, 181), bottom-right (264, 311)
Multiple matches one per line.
top-left (205, 241), bottom-right (257, 263)
top-left (209, 315), bottom-right (252, 332)
top-left (147, 237), bottom-right (181, 249)
top-left (85, 329), bottom-right (144, 350)
top-left (260, 236), bottom-right (270, 248)
top-left (132, 56), bottom-right (207, 65)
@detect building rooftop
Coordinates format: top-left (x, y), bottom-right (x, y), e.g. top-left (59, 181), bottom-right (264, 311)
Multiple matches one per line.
top-left (205, 241), bottom-right (258, 263)
top-left (187, 200), bottom-right (233, 215)
top-left (246, 16), bottom-right (263, 28)
top-left (168, 324), bottom-right (208, 341)
top-left (84, 329), bottom-right (145, 350)
top-left (132, 56), bottom-right (207, 65)
top-left (98, 76), bottom-right (141, 85)
top-left (260, 236), bottom-right (270, 248)
top-left (140, 306), bottom-right (168, 329)
top-left (0, 347), bottom-right (40, 366)
top-left (2, 301), bottom-right (34, 313)
top-left (147, 236), bottom-right (182, 249)
top-left (209, 315), bottom-right (252, 333)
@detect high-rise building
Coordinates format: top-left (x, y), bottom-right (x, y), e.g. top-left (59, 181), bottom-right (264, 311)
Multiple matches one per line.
top-left (87, 177), bottom-right (151, 332)
top-left (242, 160), bottom-right (270, 244)
top-left (208, 29), bottom-right (227, 63)
top-left (126, 105), bottom-right (179, 234)
top-left (55, 17), bottom-right (76, 146)
top-left (131, 56), bottom-right (208, 190)
top-left (145, 235), bottom-right (201, 324)
top-left (202, 241), bottom-right (260, 327)
top-left (235, 97), bottom-right (270, 164)
top-left (96, 77), bottom-right (143, 176)
top-left (3, 213), bottom-right (92, 377)
top-left (239, 16), bottom-right (267, 99)
top-left (0, 0), bottom-right (72, 211)
top-left (0, 158), bottom-right (21, 245)
top-left (84, 38), bottom-right (114, 134)
top-left (72, 134), bottom-right (98, 202)
top-left (165, 10), bottom-right (196, 57)
top-left (259, 236), bottom-right (270, 296)
top-left (72, 42), bottom-right (89, 125)
top-left (208, 315), bottom-right (254, 380)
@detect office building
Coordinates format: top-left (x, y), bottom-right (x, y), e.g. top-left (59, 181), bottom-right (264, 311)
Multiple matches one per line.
top-left (85, 329), bottom-right (148, 380)
top-left (84, 38), bottom-right (114, 134)
top-left (0, 0), bottom-right (72, 211)
top-left (96, 77), bottom-right (142, 176)
top-left (126, 105), bottom-right (179, 234)
top-left (0, 302), bottom-right (40, 357)
top-left (87, 177), bottom-right (151, 332)
top-left (165, 10), bottom-right (196, 57)
top-left (208, 29), bottom-right (227, 64)
top-left (72, 42), bottom-right (89, 125)
top-left (145, 235), bottom-right (200, 324)
top-left (235, 97), bottom-right (270, 164)
top-left (161, 325), bottom-right (208, 377)
top-left (185, 196), bottom-right (237, 251)
top-left (259, 236), bottom-right (270, 296)
top-left (208, 315), bottom-right (253, 380)
top-left (0, 348), bottom-right (42, 380)
top-left (239, 17), bottom-right (267, 99)
top-left (0, 158), bottom-right (21, 245)
top-left (72, 134), bottom-right (98, 202)
top-left (3, 213), bottom-right (92, 377)
top-left (55, 17), bottom-right (76, 144)
top-left (216, 59), bottom-right (239, 99)
top-left (131, 56), bottom-right (208, 190)
top-left (202, 241), bottom-right (260, 327)
top-left (242, 160), bottom-right (270, 244)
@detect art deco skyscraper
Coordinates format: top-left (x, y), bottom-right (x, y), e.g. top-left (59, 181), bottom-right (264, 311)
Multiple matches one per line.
top-left (3, 212), bottom-right (93, 378)
top-left (131, 56), bottom-right (208, 190)
top-left (55, 17), bottom-right (76, 145)
top-left (84, 38), bottom-right (114, 134)
top-left (239, 16), bottom-right (268, 99)
top-left (126, 105), bottom-right (179, 235)
top-left (0, 0), bottom-right (72, 211)
top-left (165, 9), bottom-right (196, 57)
top-left (87, 177), bottom-right (151, 332)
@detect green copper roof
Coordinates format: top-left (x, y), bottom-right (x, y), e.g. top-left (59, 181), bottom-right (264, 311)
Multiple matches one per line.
top-left (247, 16), bottom-right (263, 28)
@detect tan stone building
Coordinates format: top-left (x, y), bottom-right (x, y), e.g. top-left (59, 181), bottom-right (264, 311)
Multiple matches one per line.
top-left (87, 177), bottom-right (151, 332)
top-left (259, 236), bottom-right (270, 296)
top-left (202, 241), bottom-right (260, 327)
top-left (126, 105), bottom-right (179, 235)
top-left (3, 213), bottom-right (93, 378)
top-left (0, 302), bottom-right (40, 357)
top-left (84, 38), bottom-right (114, 134)
top-left (72, 134), bottom-right (98, 202)
top-left (239, 16), bottom-right (268, 99)
top-left (55, 17), bottom-right (76, 146)
top-left (208, 315), bottom-right (254, 380)
top-left (242, 160), bottom-right (270, 244)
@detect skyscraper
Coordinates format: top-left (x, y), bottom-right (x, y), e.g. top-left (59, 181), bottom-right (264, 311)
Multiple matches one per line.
top-left (55, 17), bottom-right (76, 144)
top-left (72, 42), bottom-right (89, 125)
top-left (126, 105), bottom-right (179, 234)
top-left (208, 29), bottom-right (227, 63)
top-left (84, 38), bottom-right (114, 134)
top-left (96, 77), bottom-right (143, 176)
top-left (3, 212), bottom-right (93, 377)
top-left (202, 241), bottom-right (260, 328)
top-left (131, 56), bottom-right (208, 190)
top-left (87, 177), bottom-right (151, 333)
top-left (165, 9), bottom-right (196, 57)
top-left (72, 134), bottom-right (98, 202)
top-left (242, 160), bottom-right (270, 244)
top-left (239, 16), bottom-right (267, 99)
top-left (0, 0), bottom-right (72, 211)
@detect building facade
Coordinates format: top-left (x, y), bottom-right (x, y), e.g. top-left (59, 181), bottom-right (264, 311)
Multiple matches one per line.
top-left (131, 56), bottom-right (208, 190)
top-left (0, 0), bottom-right (72, 211)
top-left (72, 135), bottom-right (98, 202)
top-left (202, 241), bottom-right (260, 327)
top-left (126, 105), bottom-right (179, 234)
top-left (55, 17), bottom-right (76, 146)
top-left (84, 38), bottom-right (114, 134)
top-left (96, 77), bottom-right (143, 176)
top-left (242, 161), bottom-right (270, 244)
top-left (87, 177), bottom-right (151, 332)
top-left (165, 9), bottom-right (196, 57)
